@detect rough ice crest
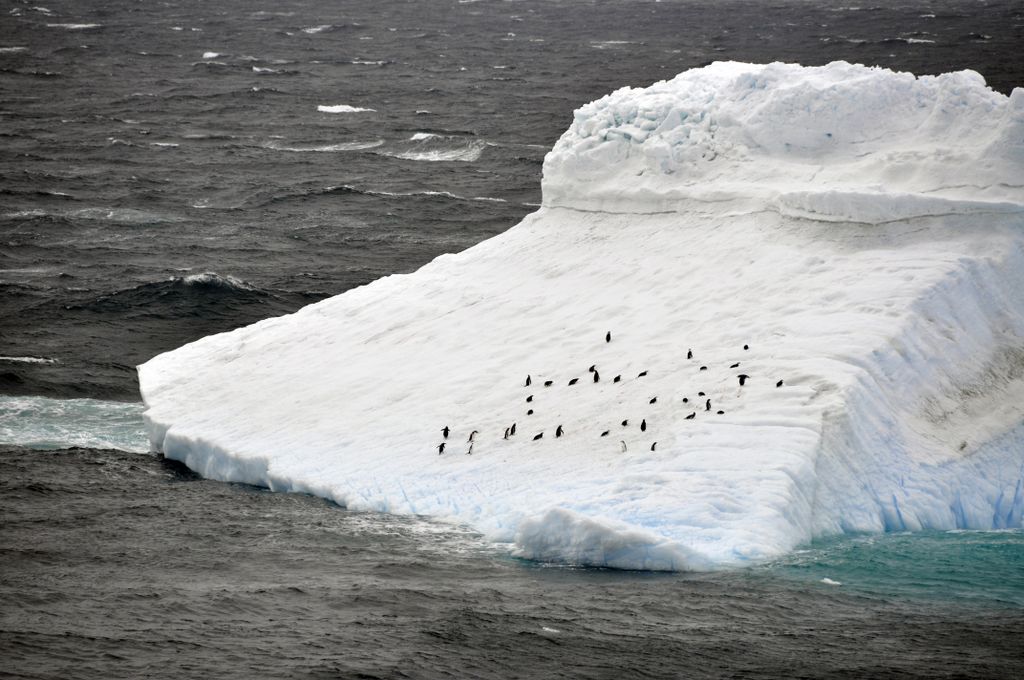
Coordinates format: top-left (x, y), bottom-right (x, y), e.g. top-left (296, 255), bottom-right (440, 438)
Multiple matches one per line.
top-left (139, 62), bottom-right (1024, 570)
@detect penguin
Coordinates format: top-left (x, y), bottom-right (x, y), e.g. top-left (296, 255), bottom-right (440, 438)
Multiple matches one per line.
top-left (526, 375), bottom-right (532, 387)
top-left (588, 364), bottom-right (596, 373)
top-left (640, 419), bottom-right (647, 432)
top-left (776, 379), bottom-right (784, 388)
top-left (621, 419), bottom-right (629, 426)
top-left (526, 395), bottom-right (533, 403)
top-left (649, 397), bottom-right (657, 404)
top-left (438, 442), bottom-right (446, 454)
top-left (533, 432), bottom-right (543, 441)
top-left (682, 397), bottom-right (689, 403)
top-left (510, 423), bottom-right (516, 436)
top-left (716, 410), bottom-right (724, 415)
top-left (730, 362), bottom-right (740, 369)
top-left (705, 399), bottom-right (711, 411)
top-left (503, 428), bottom-right (509, 440)
top-left (593, 370), bottom-right (600, 383)
top-left (466, 443), bottom-right (474, 455)
top-left (651, 442), bottom-right (657, 451)
top-left (698, 391), bottom-right (706, 397)
top-left (527, 409), bottom-right (534, 415)
top-left (468, 430), bottom-right (479, 442)
top-left (556, 425), bottom-right (564, 438)
top-left (687, 349), bottom-right (693, 359)
top-left (442, 426), bottom-right (450, 439)
top-left (699, 366), bottom-right (708, 371)
top-left (606, 331), bottom-right (611, 343)
top-left (743, 344), bottom-right (749, 350)
top-left (637, 370), bottom-right (648, 377)
top-left (620, 440), bottom-right (627, 452)
top-left (544, 380), bottom-right (553, 387)
top-left (600, 430), bottom-right (609, 437)
top-left (613, 375), bottom-right (621, 383)
top-left (738, 374), bottom-right (749, 386)
top-left (685, 412), bottom-right (696, 420)
top-left (568, 378), bottom-right (579, 385)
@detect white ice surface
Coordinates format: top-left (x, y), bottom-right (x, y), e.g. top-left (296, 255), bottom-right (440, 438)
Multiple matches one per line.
top-left (139, 62), bottom-right (1024, 570)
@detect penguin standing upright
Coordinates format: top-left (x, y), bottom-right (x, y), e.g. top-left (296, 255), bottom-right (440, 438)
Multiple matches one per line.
top-left (510, 423), bottom-right (516, 436)
top-left (442, 426), bottom-right (449, 439)
top-left (503, 428), bottom-right (510, 440)
top-left (556, 425), bottom-right (564, 438)
top-left (738, 374), bottom-right (750, 386)
top-left (593, 370), bottom-right (600, 383)
top-left (468, 430), bottom-right (479, 442)
top-left (640, 419), bottom-right (647, 432)
top-left (438, 442), bottom-right (446, 454)
top-left (706, 399), bottom-right (712, 411)
top-left (525, 375), bottom-right (532, 387)
top-left (606, 331), bottom-right (611, 343)
top-left (687, 349), bottom-right (693, 359)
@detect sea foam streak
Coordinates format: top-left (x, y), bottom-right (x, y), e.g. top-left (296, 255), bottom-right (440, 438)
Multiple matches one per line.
top-left (139, 62), bottom-right (1024, 571)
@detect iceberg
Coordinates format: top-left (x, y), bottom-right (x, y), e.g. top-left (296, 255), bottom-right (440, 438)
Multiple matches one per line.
top-left (139, 62), bottom-right (1024, 570)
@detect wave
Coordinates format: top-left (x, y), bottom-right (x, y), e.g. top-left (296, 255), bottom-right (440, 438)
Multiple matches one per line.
top-left (45, 23), bottom-right (101, 30)
top-left (0, 395), bottom-right (148, 453)
top-left (317, 104), bottom-right (375, 113)
top-left (378, 137), bottom-right (486, 162)
top-left (0, 356), bottom-right (58, 365)
top-left (262, 139), bottom-right (383, 153)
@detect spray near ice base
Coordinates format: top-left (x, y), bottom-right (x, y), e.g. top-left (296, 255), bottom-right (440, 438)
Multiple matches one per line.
top-left (139, 62), bottom-right (1024, 570)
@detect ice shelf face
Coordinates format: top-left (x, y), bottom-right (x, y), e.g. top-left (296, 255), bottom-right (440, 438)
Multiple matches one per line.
top-left (139, 62), bottom-right (1024, 570)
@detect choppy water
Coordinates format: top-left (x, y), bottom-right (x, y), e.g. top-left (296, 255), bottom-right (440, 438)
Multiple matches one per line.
top-left (2, 0), bottom-right (1023, 676)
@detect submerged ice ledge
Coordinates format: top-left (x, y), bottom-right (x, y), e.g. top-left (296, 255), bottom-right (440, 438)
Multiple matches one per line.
top-left (139, 62), bottom-right (1024, 570)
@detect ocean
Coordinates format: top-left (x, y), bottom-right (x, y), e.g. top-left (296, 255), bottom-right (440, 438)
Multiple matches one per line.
top-left (2, 0), bottom-right (1022, 677)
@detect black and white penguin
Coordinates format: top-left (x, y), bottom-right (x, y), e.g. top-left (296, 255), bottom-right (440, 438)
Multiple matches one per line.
top-left (438, 442), bottom-right (446, 454)
top-left (649, 397), bottom-right (657, 404)
top-left (738, 374), bottom-right (749, 386)
top-left (682, 397), bottom-right (689, 403)
top-left (613, 375), bottom-right (621, 383)
top-left (600, 430), bottom-right (610, 437)
top-left (510, 423), bottom-right (516, 436)
top-left (621, 419), bottom-right (629, 426)
top-left (556, 425), bottom-right (564, 438)
top-left (705, 399), bottom-right (711, 411)
top-left (685, 412), bottom-right (696, 420)
top-left (730, 362), bottom-right (740, 369)
top-left (526, 395), bottom-right (533, 403)
top-left (526, 375), bottom-right (532, 387)
top-left (593, 370), bottom-right (600, 383)
top-left (527, 409), bottom-right (534, 415)
top-left (606, 331), bottom-right (611, 343)
top-left (533, 432), bottom-right (543, 441)
top-left (699, 366), bottom-right (707, 371)
top-left (637, 370), bottom-right (648, 377)
top-left (620, 440), bottom-right (627, 452)
top-left (640, 419), bottom-right (647, 432)
top-left (651, 442), bottom-right (657, 451)
top-left (687, 349), bottom-right (693, 359)
top-left (776, 379), bottom-right (784, 388)
top-left (544, 380), bottom-right (553, 387)
top-left (442, 426), bottom-right (450, 438)
top-left (743, 344), bottom-right (749, 350)
top-left (466, 443), bottom-right (474, 455)
top-left (698, 391), bottom-right (706, 397)
top-left (716, 410), bottom-right (724, 415)
top-left (468, 430), bottom-right (479, 442)
top-left (503, 428), bottom-right (509, 440)
top-left (588, 364), bottom-right (596, 373)
top-left (568, 378), bottom-right (579, 385)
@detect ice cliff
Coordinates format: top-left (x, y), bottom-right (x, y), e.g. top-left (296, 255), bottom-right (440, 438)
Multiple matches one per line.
top-left (139, 62), bottom-right (1024, 570)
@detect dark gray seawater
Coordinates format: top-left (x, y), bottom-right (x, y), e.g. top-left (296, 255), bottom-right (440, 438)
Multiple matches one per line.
top-left (2, 0), bottom-right (1023, 677)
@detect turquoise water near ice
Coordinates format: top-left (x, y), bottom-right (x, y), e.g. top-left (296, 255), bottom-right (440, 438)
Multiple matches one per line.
top-left (761, 530), bottom-right (1024, 607)
top-left (2, 395), bottom-right (1022, 607)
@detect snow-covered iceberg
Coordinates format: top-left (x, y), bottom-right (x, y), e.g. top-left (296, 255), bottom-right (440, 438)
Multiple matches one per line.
top-left (139, 62), bottom-right (1024, 570)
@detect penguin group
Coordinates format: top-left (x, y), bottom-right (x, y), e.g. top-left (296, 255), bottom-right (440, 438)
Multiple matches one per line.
top-left (434, 336), bottom-right (787, 457)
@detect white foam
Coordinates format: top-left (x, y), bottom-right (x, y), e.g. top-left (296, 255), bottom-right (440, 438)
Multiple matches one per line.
top-left (46, 23), bottom-right (100, 29)
top-left (264, 140), bottom-right (384, 153)
top-left (317, 104), bottom-right (376, 113)
top-left (0, 356), bottom-right (57, 364)
top-left (139, 62), bottom-right (1024, 571)
top-left (202, 51), bottom-right (221, 59)
top-left (0, 396), bottom-right (148, 453)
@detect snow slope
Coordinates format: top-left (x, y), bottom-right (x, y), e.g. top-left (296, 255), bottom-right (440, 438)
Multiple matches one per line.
top-left (139, 62), bottom-right (1024, 570)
